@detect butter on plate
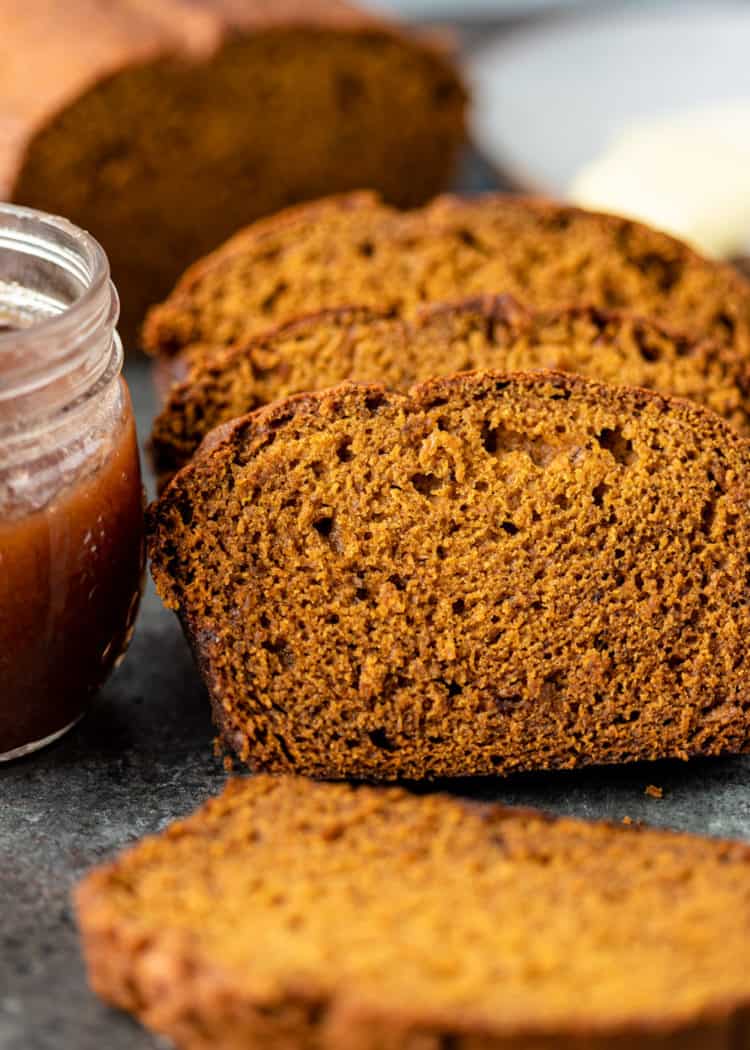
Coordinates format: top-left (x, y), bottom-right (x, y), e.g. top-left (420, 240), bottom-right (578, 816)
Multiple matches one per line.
top-left (569, 102), bottom-right (750, 259)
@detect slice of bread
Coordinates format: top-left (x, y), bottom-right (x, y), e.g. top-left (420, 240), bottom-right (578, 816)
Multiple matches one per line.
top-left (142, 192), bottom-right (750, 363)
top-left (149, 297), bottom-right (750, 487)
top-left (6, 5), bottom-right (465, 341)
top-left (148, 371), bottom-right (750, 779)
top-left (76, 775), bottom-right (750, 1050)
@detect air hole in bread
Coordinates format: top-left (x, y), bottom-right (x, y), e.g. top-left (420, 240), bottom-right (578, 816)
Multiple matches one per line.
top-left (596, 427), bottom-right (636, 466)
top-left (638, 339), bottom-right (662, 363)
top-left (337, 439), bottom-right (354, 462)
top-left (411, 472), bottom-right (442, 497)
top-left (592, 482), bottom-right (609, 508)
top-left (312, 515), bottom-right (334, 538)
top-left (369, 728), bottom-right (397, 752)
top-left (260, 282), bottom-right (288, 313)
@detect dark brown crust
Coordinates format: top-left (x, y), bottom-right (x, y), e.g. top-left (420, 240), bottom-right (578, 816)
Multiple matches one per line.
top-left (148, 293), bottom-right (750, 488)
top-left (148, 369), bottom-right (750, 778)
top-left (75, 777), bottom-right (750, 1049)
top-left (143, 190), bottom-right (750, 357)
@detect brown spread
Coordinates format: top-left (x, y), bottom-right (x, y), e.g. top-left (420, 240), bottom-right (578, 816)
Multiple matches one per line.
top-left (0, 384), bottom-right (143, 755)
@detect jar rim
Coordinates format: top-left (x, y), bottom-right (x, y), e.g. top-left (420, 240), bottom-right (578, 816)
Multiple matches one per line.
top-left (0, 198), bottom-right (112, 338)
top-left (0, 202), bottom-right (120, 412)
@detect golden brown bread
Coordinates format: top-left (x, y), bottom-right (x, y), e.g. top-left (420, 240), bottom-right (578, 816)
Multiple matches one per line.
top-left (143, 192), bottom-right (750, 364)
top-left (148, 370), bottom-right (750, 779)
top-left (76, 775), bottom-right (750, 1050)
top-left (149, 296), bottom-right (750, 488)
top-left (3, 3), bottom-right (466, 341)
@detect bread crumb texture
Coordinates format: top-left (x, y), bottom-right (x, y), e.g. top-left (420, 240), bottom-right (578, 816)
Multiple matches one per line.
top-left (143, 193), bottom-right (750, 364)
top-left (150, 298), bottom-right (750, 486)
top-left (76, 776), bottom-right (750, 1050)
top-left (148, 370), bottom-right (750, 779)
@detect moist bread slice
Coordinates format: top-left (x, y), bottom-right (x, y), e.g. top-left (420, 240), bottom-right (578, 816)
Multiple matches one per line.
top-left (5, 3), bottom-right (465, 340)
top-left (150, 297), bottom-right (750, 487)
top-left (143, 192), bottom-right (750, 362)
top-left (148, 371), bottom-right (750, 779)
top-left (76, 775), bottom-right (750, 1050)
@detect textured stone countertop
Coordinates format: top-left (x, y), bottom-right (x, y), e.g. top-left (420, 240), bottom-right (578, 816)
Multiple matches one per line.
top-left (3, 150), bottom-right (750, 1050)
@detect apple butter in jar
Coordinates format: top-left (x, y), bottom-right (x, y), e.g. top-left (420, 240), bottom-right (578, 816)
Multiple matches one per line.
top-left (0, 204), bottom-right (144, 759)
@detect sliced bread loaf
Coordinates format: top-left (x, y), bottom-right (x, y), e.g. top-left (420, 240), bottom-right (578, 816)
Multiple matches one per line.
top-left (76, 775), bottom-right (750, 1050)
top-left (148, 371), bottom-right (750, 779)
top-left (5, 4), bottom-right (465, 340)
top-left (150, 297), bottom-right (750, 487)
top-left (143, 192), bottom-right (750, 362)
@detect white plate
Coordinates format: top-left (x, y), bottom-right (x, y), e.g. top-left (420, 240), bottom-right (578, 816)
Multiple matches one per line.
top-left (469, 1), bottom-right (750, 194)
top-left (367, 0), bottom-right (589, 17)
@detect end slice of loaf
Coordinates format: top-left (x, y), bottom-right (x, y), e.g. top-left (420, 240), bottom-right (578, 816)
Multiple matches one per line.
top-left (7, 5), bottom-right (466, 340)
top-left (76, 775), bottom-right (750, 1050)
top-left (149, 297), bottom-right (750, 486)
top-left (148, 370), bottom-right (750, 779)
top-left (142, 192), bottom-right (750, 362)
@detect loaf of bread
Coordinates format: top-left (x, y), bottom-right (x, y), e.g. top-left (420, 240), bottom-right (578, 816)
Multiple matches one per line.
top-left (150, 297), bottom-right (750, 487)
top-left (144, 192), bottom-right (750, 364)
top-left (3, 4), bottom-right (466, 341)
top-left (76, 775), bottom-right (750, 1050)
top-left (148, 370), bottom-right (750, 779)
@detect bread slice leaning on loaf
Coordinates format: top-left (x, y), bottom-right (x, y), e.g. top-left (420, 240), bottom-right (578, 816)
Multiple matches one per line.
top-left (148, 370), bottom-right (750, 779)
top-left (149, 297), bottom-right (750, 488)
top-left (76, 776), bottom-right (750, 1050)
top-left (143, 192), bottom-right (750, 365)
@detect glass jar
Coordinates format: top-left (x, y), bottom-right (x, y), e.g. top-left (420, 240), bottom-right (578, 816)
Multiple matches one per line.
top-left (0, 204), bottom-right (144, 760)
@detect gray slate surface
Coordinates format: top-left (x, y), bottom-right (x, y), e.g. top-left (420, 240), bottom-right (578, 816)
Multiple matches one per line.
top-left (3, 150), bottom-right (750, 1050)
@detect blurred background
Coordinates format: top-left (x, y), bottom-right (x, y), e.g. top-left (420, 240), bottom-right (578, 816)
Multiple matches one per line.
top-left (372, 0), bottom-right (639, 14)
top-left (374, 0), bottom-right (750, 264)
